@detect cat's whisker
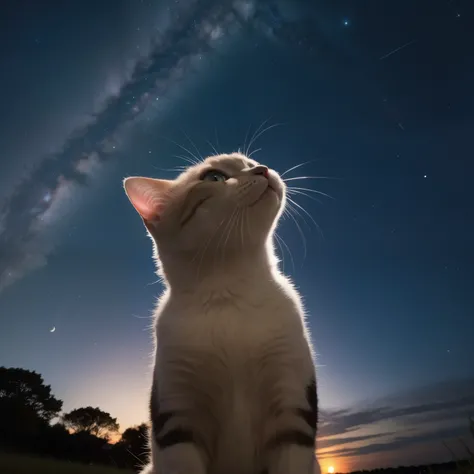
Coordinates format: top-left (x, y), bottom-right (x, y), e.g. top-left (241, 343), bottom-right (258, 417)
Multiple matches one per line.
top-left (214, 207), bottom-right (239, 270)
top-left (286, 200), bottom-right (310, 230)
top-left (275, 231), bottom-right (295, 275)
top-left (284, 201), bottom-right (307, 260)
top-left (219, 208), bottom-right (240, 268)
top-left (192, 227), bottom-right (215, 265)
top-left (273, 232), bottom-right (284, 271)
top-left (280, 160), bottom-right (317, 178)
top-left (246, 122), bottom-right (282, 158)
top-left (132, 313), bottom-right (152, 319)
top-left (287, 189), bottom-right (323, 205)
top-left (213, 214), bottom-right (231, 262)
top-left (193, 215), bottom-right (229, 280)
top-left (174, 154), bottom-right (199, 166)
top-left (287, 186), bottom-right (335, 201)
top-left (286, 196), bottom-right (325, 241)
top-left (171, 140), bottom-right (202, 165)
top-left (206, 139), bottom-right (219, 156)
top-left (224, 208), bottom-right (241, 252)
top-left (242, 123), bottom-right (253, 157)
top-left (248, 147), bottom-right (262, 158)
top-left (283, 176), bottom-right (341, 183)
top-left (245, 118), bottom-right (270, 156)
top-left (126, 448), bottom-right (146, 468)
top-left (181, 128), bottom-right (204, 162)
top-left (152, 165), bottom-right (188, 174)
top-left (281, 207), bottom-right (294, 228)
top-left (286, 197), bottom-right (314, 227)
top-left (146, 277), bottom-right (162, 286)
top-left (216, 208), bottom-right (237, 253)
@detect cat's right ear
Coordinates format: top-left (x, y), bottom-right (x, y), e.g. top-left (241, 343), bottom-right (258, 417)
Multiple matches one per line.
top-left (123, 177), bottom-right (173, 222)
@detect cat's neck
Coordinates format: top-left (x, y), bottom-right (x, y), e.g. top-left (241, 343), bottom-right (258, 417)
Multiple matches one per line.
top-left (159, 245), bottom-right (276, 294)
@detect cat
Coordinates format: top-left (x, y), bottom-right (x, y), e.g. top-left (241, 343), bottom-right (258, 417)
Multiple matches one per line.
top-left (123, 152), bottom-right (321, 474)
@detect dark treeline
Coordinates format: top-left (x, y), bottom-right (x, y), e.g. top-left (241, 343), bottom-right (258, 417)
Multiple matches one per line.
top-left (1, 366), bottom-right (473, 473)
top-left (0, 366), bottom-right (148, 470)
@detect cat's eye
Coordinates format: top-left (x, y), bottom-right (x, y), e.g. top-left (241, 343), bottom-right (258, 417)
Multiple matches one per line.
top-left (200, 170), bottom-right (228, 182)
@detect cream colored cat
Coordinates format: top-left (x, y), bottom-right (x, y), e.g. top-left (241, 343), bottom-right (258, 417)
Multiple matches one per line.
top-left (124, 152), bottom-right (320, 474)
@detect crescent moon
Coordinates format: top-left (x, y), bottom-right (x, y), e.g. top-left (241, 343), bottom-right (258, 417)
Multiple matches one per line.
top-left (50, 326), bottom-right (56, 333)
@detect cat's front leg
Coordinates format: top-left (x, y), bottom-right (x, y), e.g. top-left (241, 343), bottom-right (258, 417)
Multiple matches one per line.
top-left (265, 377), bottom-right (319, 474)
top-left (267, 444), bottom-right (320, 474)
top-left (155, 442), bottom-right (208, 474)
top-left (149, 370), bottom-right (211, 474)
top-left (139, 463), bottom-right (155, 474)
top-left (141, 435), bottom-right (208, 474)
top-left (150, 404), bottom-right (209, 474)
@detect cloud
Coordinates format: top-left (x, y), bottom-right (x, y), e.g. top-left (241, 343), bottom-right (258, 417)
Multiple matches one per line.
top-left (320, 425), bottom-right (469, 458)
top-left (318, 432), bottom-right (396, 451)
top-left (317, 377), bottom-right (474, 468)
top-left (0, 0), bottom-right (260, 294)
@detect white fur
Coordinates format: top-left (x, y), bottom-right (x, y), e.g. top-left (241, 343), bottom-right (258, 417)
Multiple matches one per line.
top-left (124, 153), bottom-right (320, 474)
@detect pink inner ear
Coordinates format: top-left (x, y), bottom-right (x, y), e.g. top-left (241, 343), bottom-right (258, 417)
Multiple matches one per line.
top-left (123, 177), bottom-right (172, 221)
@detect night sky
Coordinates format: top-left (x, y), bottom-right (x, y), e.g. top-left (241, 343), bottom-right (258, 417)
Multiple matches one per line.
top-left (1, 0), bottom-right (473, 471)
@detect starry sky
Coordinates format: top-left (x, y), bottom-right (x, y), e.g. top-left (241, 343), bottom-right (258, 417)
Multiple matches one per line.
top-left (1, 0), bottom-right (473, 471)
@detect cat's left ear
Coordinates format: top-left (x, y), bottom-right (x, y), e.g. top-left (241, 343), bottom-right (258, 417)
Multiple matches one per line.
top-left (123, 177), bottom-right (173, 222)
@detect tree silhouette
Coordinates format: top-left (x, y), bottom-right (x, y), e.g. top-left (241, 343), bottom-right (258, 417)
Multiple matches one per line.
top-left (0, 366), bottom-right (63, 422)
top-left (62, 406), bottom-right (119, 440)
top-left (0, 366), bottom-right (63, 440)
top-left (120, 423), bottom-right (149, 463)
top-left (121, 423), bottom-right (148, 448)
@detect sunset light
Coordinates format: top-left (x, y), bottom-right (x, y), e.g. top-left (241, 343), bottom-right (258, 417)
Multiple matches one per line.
top-left (328, 466), bottom-right (335, 473)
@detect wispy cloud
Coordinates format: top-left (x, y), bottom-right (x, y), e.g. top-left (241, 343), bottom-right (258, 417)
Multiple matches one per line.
top-left (318, 377), bottom-right (474, 470)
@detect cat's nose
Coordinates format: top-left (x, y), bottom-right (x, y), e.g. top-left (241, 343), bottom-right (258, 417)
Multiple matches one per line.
top-left (250, 165), bottom-right (269, 178)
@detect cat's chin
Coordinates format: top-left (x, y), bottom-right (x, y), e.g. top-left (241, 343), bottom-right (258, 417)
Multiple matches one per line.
top-left (267, 184), bottom-right (282, 200)
top-left (249, 184), bottom-right (281, 209)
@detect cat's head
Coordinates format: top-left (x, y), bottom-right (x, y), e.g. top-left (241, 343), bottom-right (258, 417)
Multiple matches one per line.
top-left (123, 152), bottom-right (285, 264)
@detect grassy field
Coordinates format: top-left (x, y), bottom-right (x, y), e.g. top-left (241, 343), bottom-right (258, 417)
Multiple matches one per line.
top-left (0, 452), bottom-right (134, 474)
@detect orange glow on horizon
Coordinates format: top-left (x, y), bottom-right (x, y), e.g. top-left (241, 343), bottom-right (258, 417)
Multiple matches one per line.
top-left (320, 459), bottom-right (343, 474)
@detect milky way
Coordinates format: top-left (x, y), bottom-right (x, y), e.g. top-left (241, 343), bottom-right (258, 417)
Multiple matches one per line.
top-left (0, 0), bottom-right (270, 291)
top-left (0, 0), bottom-right (331, 293)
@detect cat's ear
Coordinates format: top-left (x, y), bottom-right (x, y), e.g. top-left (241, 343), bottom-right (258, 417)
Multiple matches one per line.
top-left (123, 177), bottom-right (173, 221)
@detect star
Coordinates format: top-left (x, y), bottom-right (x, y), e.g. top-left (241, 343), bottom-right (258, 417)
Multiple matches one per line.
top-left (423, 175), bottom-right (427, 178)
top-left (343, 19), bottom-right (350, 27)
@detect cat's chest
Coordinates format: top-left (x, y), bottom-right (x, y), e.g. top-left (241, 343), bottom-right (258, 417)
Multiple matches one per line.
top-left (157, 292), bottom-right (301, 356)
top-left (154, 292), bottom-right (313, 409)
